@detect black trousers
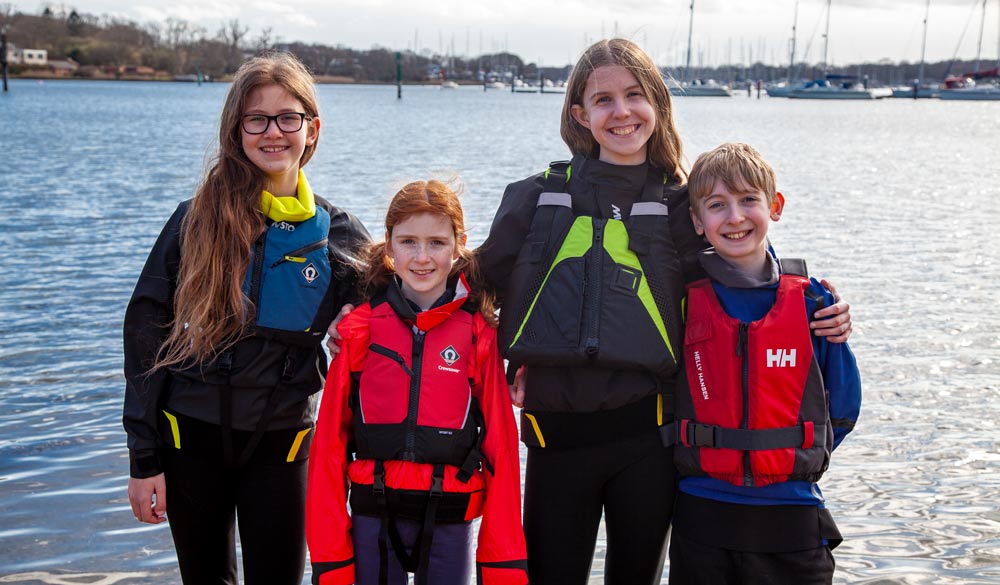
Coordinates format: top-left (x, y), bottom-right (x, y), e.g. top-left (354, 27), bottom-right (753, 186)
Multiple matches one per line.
top-left (523, 431), bottom-right (675, 585)
top-left (668, 531), bottom-right (835, 585)
top-left (162, 447), bottom-right (308, 585)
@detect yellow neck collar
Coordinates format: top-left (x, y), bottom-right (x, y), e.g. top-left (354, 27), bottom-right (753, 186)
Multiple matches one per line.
top-left (260, 170), bottom-right (316, 222)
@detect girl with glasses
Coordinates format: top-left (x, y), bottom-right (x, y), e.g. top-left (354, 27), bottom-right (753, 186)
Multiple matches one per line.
top-left (123, 51), bottom-right (370, 584)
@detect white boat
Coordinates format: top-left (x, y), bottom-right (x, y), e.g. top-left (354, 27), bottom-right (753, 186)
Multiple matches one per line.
top-left (671, 79), bottom-right (732, 97)
top-left (484, 81), bottom-right (506, 90)
top-left (440, 80), bottom-right (459, 89)
top-left (939, 0), bottom-right (1000, 100)
top-left (540, 79), bottom-right (567, 94)
top-left (789, 78), bottom-right (892, 99)
top-left (939, 82), bottom-right (1000, 100)
top-left (677, 0), bottom-right (734, 97)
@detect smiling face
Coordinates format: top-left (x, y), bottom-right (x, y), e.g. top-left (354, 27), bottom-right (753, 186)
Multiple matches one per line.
top-left (386, 212), bottom-right (460, 311)
top-left (691, 178), bottom-right (784, 276)
top-left (241, 84), bottom-right (320, 196)
top-left (570, 64), bottom-right (656, 166)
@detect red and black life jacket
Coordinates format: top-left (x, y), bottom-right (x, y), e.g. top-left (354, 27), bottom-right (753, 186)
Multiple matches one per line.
top-left (674, 271), bottom-right (832, 487)
top-left (351, 278), bottom-right (487, 483)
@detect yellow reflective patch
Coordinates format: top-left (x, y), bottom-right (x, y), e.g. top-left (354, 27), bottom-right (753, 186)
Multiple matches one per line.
top-left (657, 394), bottom-right (663, 426)
top-left (286, 428), bottom-right (312, 462)
top-left (283, 256), bottom-right (307, 263)
top-left (524, 413), bottom-right (546, 448)
top-left (163, 411), bottom-right (181, 449)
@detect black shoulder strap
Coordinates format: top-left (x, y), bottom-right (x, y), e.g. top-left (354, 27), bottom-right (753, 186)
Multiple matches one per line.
top-left (779, 257), bottom-right (809, 278)
top-left (627, 169), bottom-right (670, 256)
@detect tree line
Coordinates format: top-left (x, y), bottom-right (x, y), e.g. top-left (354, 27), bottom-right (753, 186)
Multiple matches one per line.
top-left (1, 5), bottom-right (987, 85)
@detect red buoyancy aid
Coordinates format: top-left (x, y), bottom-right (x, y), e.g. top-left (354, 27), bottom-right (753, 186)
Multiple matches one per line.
top-left (352, 284), bottom-right (486, 481)
top-left (675, 275), bottom-right (832, 487)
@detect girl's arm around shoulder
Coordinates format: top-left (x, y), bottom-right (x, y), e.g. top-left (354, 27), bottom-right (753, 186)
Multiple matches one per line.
top-left (478, 173), bottom-right (546, 304)
top-left (306, 305), bottom-right (370, 585)
top-left (807, 279), bottom-right (862, 451)
top-left (664, 182), bottom-right (709, 283)
top-left (470, 315), bottom-right (529, 585)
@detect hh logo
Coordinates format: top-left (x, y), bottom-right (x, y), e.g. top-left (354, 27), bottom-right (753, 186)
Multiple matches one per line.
top-left (766, 349), bottom-right (797, 368)
top-left (440, 345), bottom-right (460, 366)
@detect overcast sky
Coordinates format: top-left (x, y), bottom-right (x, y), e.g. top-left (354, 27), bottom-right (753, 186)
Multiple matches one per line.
top-left (11, 0), bottom-right (1000, 68)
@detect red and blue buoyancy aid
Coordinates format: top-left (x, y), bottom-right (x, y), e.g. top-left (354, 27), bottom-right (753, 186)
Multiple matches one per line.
top-left (674, 273), bottom-right (832, 488)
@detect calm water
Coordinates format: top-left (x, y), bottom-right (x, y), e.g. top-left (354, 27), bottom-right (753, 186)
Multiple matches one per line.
top-left (1, 79), bottom-right (998, 584)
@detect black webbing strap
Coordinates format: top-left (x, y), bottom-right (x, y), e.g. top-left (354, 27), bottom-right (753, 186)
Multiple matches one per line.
top-left (217, 351), bottom-right (235, 465)
top-left (376, 463), bottom-right (448, 585)
top-left (374, 460), bottom-right (390, 585)
top-left (680, 420), bottom-right (828, 451)
top-left (659, 421), bottom-right (678, 447)
top-left (455, 401), bottom-right (492, 482)
top-left (627, 170), bottom-right (669, 256)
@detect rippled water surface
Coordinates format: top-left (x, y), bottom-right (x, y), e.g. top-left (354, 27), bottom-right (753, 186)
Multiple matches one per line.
top-left (1, 80), bottom-right (998, 584)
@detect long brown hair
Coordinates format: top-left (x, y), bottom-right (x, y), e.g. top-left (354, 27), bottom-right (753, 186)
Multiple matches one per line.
top-left (155, 52), bottom-right (321, 369)
top-left (560, 38), bottom-right (687, 183)
top-left (361, 180), bottom-right (498, 326)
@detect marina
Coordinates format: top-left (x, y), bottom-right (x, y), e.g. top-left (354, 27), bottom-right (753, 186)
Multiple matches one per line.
top-left (1, 79), bottom-right (999, 584)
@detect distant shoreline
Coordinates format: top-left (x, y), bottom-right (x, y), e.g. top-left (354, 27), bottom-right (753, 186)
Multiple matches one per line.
top-left (6, 72), bottom-right (488, 86)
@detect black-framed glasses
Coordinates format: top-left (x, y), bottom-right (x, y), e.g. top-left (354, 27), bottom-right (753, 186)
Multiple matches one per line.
top-left (241, 112), bottom-right (310, 134)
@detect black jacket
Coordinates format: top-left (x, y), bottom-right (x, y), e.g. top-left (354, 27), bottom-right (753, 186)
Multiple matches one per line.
top-left (123, 197), bottom-right (370, 477)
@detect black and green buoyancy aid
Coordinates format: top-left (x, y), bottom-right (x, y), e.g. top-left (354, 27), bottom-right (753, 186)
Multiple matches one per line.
top-left (498, 159), bottom-right (685, 378)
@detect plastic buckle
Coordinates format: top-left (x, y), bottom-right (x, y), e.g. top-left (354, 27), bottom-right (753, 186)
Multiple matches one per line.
top-left (689, 423), bottom-right (719, 448)
top-left (372, 471), bottom-right (385, 496)
top-left (217, 351), bottom-right (233, 375)
top-left (429, 473), bottom-right (444, 498)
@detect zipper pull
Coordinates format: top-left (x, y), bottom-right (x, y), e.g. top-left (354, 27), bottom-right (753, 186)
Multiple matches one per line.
top-left (736, 323), bottom-right (749, 357)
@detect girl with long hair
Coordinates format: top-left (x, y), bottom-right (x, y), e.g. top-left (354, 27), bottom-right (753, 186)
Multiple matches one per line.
top-left (478, 38), bottom-right (853, 584)
top-left (306, 180), bottom-right (528, 585)
top-left (123, 51), bottom-right (369, 584)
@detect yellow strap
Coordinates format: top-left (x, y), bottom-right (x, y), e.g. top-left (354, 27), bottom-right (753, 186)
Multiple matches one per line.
top-left (657, 394), bottom-right (663, 427)
top-left (162, 411), bottom-right (181, 449)
top-left (523, 413), bottom-right (546, 448)
top-left (286, 428), bottom-right (312, 462)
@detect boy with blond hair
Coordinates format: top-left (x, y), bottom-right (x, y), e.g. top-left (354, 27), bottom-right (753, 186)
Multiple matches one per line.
top-left (668, 143), bottom-right (862, 585)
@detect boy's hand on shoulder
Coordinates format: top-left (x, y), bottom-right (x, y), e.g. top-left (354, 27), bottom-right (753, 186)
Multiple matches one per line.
top-left (810, 279), bottom-right (852, 343)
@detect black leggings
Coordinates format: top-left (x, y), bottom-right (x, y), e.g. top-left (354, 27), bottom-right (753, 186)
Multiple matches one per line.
top-left (162, 448), bottom-right (308, 585)
top-left (523, 431), bottom-right (676, 585)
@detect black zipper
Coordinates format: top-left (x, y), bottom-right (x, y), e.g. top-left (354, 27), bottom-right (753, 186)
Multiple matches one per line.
top-left (404, 330), bottom-right (426, 461)
top-left (737, 322), bottom-right (752, 487)
top-left (270, 238), bottom-right (328, 268)
top-left (368, 343), bottom-right (414, 377)
top-left (584, 220), bottom-right (605, 356)
top-left (249, 231), bottom-right (268, 312)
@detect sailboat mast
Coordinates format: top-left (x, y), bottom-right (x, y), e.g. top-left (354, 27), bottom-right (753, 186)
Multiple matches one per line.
top-left (822, 0), bottom-right (832, 75)
top-left (685, 0), bottom-right (695, 82)
top-left (919, 0), bottom-right (930, 85)
top-left (788, 0), bottom-right (799, 81)
top-left (975, 0), bottom-right (986, 73)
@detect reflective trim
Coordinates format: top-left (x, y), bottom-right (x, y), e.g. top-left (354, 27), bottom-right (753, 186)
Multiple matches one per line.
top-left (536, 192), bottom-right (572, 207)
top-left (630, 201), bottom-right (669, 216)
top-left (163, 411), bottom-right (181, 449)
top-left (523, 413), bottom-right (546, 448)
top-left (286, 428), bottom-right (312, 462)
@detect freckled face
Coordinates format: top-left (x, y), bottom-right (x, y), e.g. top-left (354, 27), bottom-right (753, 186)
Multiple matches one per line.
top-left (571, 65), bottom-right (656, 166)
top-left (386, 213), bottom-right (460, 310)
